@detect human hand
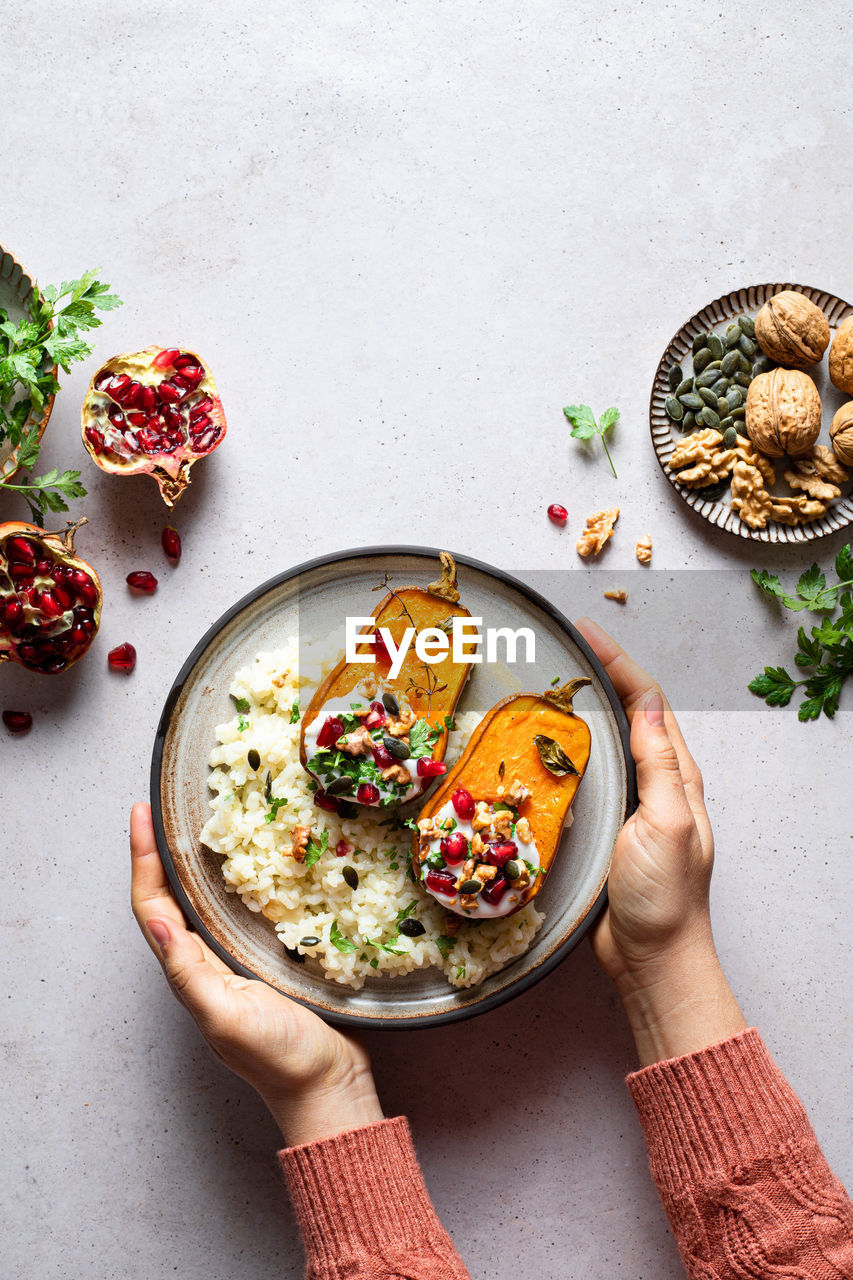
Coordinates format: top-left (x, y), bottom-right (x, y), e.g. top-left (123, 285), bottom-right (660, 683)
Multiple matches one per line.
top-left (575, 620), bottom-right (746, 1064)
top-left (130, 802), bottom-right (383, 1145)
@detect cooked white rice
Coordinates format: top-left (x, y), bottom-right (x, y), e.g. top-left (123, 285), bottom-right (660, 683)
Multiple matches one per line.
top-left (200, 638), bottom-right (544, 990)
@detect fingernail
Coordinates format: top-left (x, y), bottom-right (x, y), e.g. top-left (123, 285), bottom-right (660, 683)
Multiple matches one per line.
top-left (148, 919), bottom-right (170, 949)
top-left (644, 691), bottom-right (665, 725)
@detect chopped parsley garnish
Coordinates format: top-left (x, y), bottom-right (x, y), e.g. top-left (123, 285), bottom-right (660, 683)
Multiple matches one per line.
top-left (389, 862), bottom-right (399, 870)
top-left (232, 696), bottom-right (251, 712)
top-left (303, 829), bottom-right (329, 866)
top-left (329, 919), bottom-right (358, 953)
top-left (436, 935), bottom-right (454, 959)
top-left (550, 675), bottom-right (561, 687)
top-left (455, 963), bottom-right (466, 980)
top-left (264, 797), bottom-right (289, 823)
top-left (365, 935), bottom-right (406, 956)
top-left (408, 717), bottom-right (441, 757)
top-left (236, 715), bottom-right (249, 732)
top-left (425, 849), bottom-right (445, 870)
top-left (395, 900), bottom-right (418, 926)
top-left (523, 860), bottom-right (541, 878)
top-left (443, 714), bottom-right (456, 733)
top-left (289, 701), bottom-right (300, 724)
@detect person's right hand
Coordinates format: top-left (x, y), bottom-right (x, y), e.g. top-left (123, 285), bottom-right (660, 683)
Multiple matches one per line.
top-left (575, 618), bottom-right (746, 1064)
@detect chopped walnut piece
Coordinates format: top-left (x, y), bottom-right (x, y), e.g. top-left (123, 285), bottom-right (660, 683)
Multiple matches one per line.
top-left (474, 863), bottom-right (497, 884)
top-left (472, 801), bottom-right (493, 833)
top-left (272, 673), bottom-right (289, 689)
top-left (385, 702), bottom-right (416, 737)
top-left (381, 762), bottom-right (411, 785)
top-left (515, 816), bottom-right (532, 843)
top-left (576, 507), bottom-right (620, 557)
top-left (508, 863), bottom-right (530, 890)
top-left (635, 535), bottom-right (652, 564)
top-left (492, 810), bottom-right (514, 839)
top-left (417, 816), bottom-right (444, 841)
top-left (336, 725), bottom-right (374, 756)
top-left (668, 428), bottom-right (737, 488)
top-left (442, 911), bottom-right (461, 937)
top-left (498, 779), bottom-right (530, 807)
top-left (459, 893), bottom-right (479, 911)
top-left (470, 832), bottom-right (486, 858)
top-left (290, 826), bottom-right (311, 863)
top-left (354, 674), bottom-right (378, 700)
top-left (460, 858), bottom-right (476, 882)
top-left (604, 588), bottom-right (628, 603)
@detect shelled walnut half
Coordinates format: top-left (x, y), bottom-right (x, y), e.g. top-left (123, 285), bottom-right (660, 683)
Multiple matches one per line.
top-left (576, 508), bottom-right (619, 557)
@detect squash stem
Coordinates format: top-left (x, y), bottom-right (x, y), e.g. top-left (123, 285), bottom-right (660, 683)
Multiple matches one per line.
top-left (544, 676), bottom-right (592, 712)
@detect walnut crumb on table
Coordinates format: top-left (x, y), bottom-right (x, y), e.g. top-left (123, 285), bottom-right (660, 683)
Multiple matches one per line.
top-left (636, 535), bottom-right (652, 564)
top-left (604, 588), bottom-right (628, 603)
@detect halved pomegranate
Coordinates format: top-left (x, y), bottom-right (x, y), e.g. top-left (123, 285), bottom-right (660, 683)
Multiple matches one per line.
top-left (0, 518), bottom-right (102, 674)
top-left (80, 346), bottom-right (227, 507)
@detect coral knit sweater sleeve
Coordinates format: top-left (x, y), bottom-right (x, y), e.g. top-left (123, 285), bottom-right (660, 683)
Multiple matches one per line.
top-left (279, 1028), bottom-right (853, 1280)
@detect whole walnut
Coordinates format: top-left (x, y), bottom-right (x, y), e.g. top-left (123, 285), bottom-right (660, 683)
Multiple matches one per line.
top-left (754, 290), bottom-right (830, 368)
top-left (830, 401), bottom-right (853, 466)
top-left (745, 367), bottom-right (821, 457)
top-left (828, 315), bottom-right (853, 395)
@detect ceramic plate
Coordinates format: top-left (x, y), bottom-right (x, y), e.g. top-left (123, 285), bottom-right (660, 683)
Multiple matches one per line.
top-left (650, 282), bottom-right (853, 543)
top-left (150, 547), bottom-right (635, 1029)
top-left (0, 245), bottom-right (55, 479)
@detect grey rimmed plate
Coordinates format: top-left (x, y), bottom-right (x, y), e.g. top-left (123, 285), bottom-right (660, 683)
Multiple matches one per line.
top-left (650, 283), bottom-right (853, 543)
top-left (150, 547), bottom-right (635, 1030)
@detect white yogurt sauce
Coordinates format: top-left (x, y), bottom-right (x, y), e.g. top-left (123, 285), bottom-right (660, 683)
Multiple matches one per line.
top-left (420, 800), bottom-right (541, 919)
top-left (302, 693), bottom-right (423, 806)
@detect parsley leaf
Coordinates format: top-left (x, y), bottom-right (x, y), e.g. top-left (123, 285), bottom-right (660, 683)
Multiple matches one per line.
top-left (408, 718), bottom-right (432, 757)
top-left (329, 919), bottom-right (358, 953)
top-left (436, 935), bottom-right (455, 959)
top-left (563, 403), bottom-right (620, 478)
top-left (303, 829), bottom-right (328, 865)
top-left (232, 696), bottom-right (251, 712)
top-left (395, 900), bottom-right (418, 926)
top-left (237, 715), bottom-right (249, 732)
top-left (264, 796), bottom-right (289, 824)
top-left (748, 667), bottom-right (798, 707)
top-left (289, 701), bottom-right (300, 724)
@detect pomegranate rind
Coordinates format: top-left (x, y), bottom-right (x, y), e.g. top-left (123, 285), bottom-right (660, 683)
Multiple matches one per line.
top-left (80, 344), bottom-right (227, 508)
top-left (0, 517), bottom-right (102, 674)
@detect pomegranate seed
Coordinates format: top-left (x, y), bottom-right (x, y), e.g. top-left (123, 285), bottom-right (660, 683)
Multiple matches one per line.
top-left (141, 385), bottom-right (157, 412)
top-left (2, 709), bottom-right (32, 734)
top-left (313, 789), bottom-right (340, 813)
top-left (108, 642), bottom-right (137, 673)
top-left (108, 407), bottom-right (124, 427)
top-left (70, 626), bottom-right (87, 645)
top-left (53, 584), bottom-right (73, 609)
top-left (85, 426), bottom-right (106, 452)
top-left (18, 644), bottom-right (38, 666)
top-left (371, 630), bottom-right (392, 664)
top-left (417, 757), bottom-right (447, 778)
top-left (1, 598), bottom-right (23, 627)
top-left (126, 571), bottom-right (158, 594)
top-left (5, 535), bottom-right (37, 562)
top-left (188, 413), bottom-right (211, 437)
top-left (76, 579), bottom-right (100, 609)
top-left (178, 363), bottom-right (202, 383)
top-left (9, 562), bottom-right (35, 586)
top-left (425, 868), bottom-right (457, 896)
top-left (440, 832), bottom-right (469, 864)
top-left (485, 840), bottom-right (518, 867)
top-left (364, 700), bottom-right (386, 728)
top-left (173, 353), bottom-right (195, 369)
top-left (481, 873), bottom-right (510, 905)
top-left (193, 426), bottom-right (220, 452)
top-left (162, 405), bottom-right (182, 429)
top-left (127, 411), bottom-right (147, 427)
top-left (136, 429), bottom-right (161, 452)
top-left (159, 381), bottom-right (182, 403)
top-left (316, 715), bottom-right (345, 749)
top-left (35, 558), bottom-right (52, 575)
top-left (371, 743), bottom-right (395, 769)
top-left (38, 589), bottom-right (64, 618)
top-left (162, 527), bottom-right (181, 562)
top-left (356, 782), bottom-right (381, 804)
top-left (451, 787), bottom-right (475, 820)
top-left (152, 348), bottom-right (180, 369)
top-left (108, 373), bottom-right (130, 399)
top-left (123, 381), bottom-right (143, 408)
top-left (547, 503), bottom-right (568, 526)
top-left (193, 396), bottom-right (213, 415)
top-left (335, 840), bottom-right (353, 858)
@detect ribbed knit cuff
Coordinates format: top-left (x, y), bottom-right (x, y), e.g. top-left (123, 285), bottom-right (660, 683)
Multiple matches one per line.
top-left (627, 1028), bottom-right (815, 1192)
top-left (279, 1116), bottom-right (466, 1278)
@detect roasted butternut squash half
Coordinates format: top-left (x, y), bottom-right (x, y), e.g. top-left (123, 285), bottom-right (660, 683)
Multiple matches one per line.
top-left (412, 677), bottom-right (591, 918)
top-left (301, 553), bottom-right (475, 808)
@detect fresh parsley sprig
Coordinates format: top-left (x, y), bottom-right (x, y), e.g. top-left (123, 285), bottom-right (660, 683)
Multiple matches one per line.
top-left (563, 404), bottom-right (620, 478)
top-left (0, 269), bottom-right (122, 523)
top-left (749, 547), bottom-right (853, 721)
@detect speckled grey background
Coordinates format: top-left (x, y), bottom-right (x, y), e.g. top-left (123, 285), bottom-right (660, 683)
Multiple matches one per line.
top-left (2, 2), bottom-right (852, 1277)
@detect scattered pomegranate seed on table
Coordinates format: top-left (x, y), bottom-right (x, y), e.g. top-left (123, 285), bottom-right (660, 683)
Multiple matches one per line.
top-left (162, 527), bottom-right (181, 562)
top-left (108, 643), bottom-right (137, 673)
top-left (126, 571), bottom-right (158, 593)
top-left (3, 710), bottom-right (33, 734)
top-left (547, 504), bottom-right (568, 526)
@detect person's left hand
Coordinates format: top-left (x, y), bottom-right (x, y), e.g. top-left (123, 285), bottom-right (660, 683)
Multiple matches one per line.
top-left (130, 802), bottom-right (383, 1146)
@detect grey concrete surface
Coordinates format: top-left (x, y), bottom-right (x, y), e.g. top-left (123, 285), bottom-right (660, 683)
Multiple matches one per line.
top-left (2, 2), bottom-right (852, 1276)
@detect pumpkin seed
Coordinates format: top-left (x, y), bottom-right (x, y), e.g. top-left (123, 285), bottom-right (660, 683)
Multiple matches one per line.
top-left (695, 368), bottom-right (721, 389)
top-left (342, 865), bottom-right (359, 889)
top-left (504, 859), bottom-right (522, 880)
top-left (693, 479), bottom-right (731, 502)
top-left (665, 396), bottom-right (684, 422)
top-left (398, 917), bottom-right (426, 937)
top-left (736, 419), bottom-right (749, 436)
top-left (753, 355), bottom-right (771, 375)
top-left (738, 353), bottom-right (752, 373)
top-left (706, 359), bottom-right (723, 371)
top-left (721, 416), bottom-right (735, 433)
top-left (338, 800), bottom-right (359, 819)
top-left (693, 348), bottom-right (713, 373)
top-left (383, 734), bottom-right (409, 759)
top-left (721, 350), bottom-right (741, 376)
top-left (725, 323), bottom-right (742, 347)
top-left (717, 398), bottom-right (730, 417)
top-left (675, 377), bottom-right (693, 398)
top-left (247, 748), bottom-right (260, 771)
top-left (722, 426), bottom-right (738, 448)
top-left (707, 333), bottom-right (724, 360)
top-left (739, 314), bottom-right (756, 337)
top-left (725, 385), bottom-right (743, 409)
top-left (700, 407), bottom-right (721, 429)
top-left (458, 879), bottom-right (483, 895)
top-left (698, 387), bottom-right (718, 408)
top-left (735, 371), bottom-right (752, 388)
top-left (382, 691), bottom-right (400, 716)
top-left (682, 411), bottom-right (696, 431)
top-left (326, 775), bottom-right (355, 795)
top-left (738, 334), bottom-right (755, 357)
top-left (710, 378), bottom-right (728, 397)
top-left (679, 392), bottom-right (704, 410)
top-left (299, 936), bottom-right (320, 947)
top-left (731, 405), bottom-right (746, 420)
top-left (265, 771), bottom-right (272, 801)
top-left (668, 363), bottom-right (683, 391)
top-left (692, 332), bottom-right (711, 354)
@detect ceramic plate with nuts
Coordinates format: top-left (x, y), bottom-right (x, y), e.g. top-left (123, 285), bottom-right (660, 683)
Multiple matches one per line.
top-left (650, 284), bottom-right (853, 542)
